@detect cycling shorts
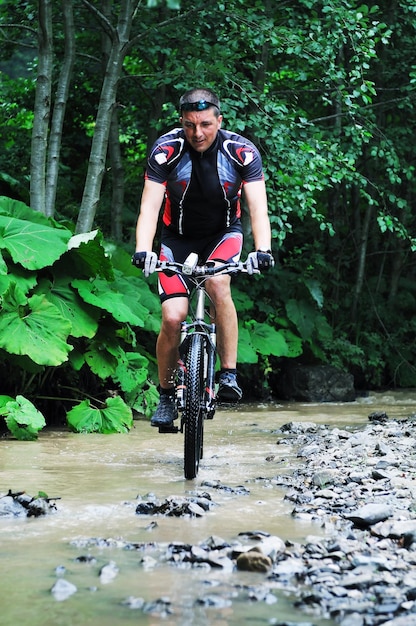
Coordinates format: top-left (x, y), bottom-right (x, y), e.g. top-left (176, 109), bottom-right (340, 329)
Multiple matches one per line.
top-left (158, 226), bottom-right (243, 302)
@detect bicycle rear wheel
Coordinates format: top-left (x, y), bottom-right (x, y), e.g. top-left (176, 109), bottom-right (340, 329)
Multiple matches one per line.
top-left (183, 333), bottom-right (205, 479)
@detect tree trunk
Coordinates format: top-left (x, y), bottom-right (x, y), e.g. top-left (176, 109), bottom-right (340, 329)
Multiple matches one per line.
top-left (30, 0), bottom-right (53, 214)
top-left (100, 0), bottom-right (125, 242)
top-left (351, 194), bottom-right (372, 322)
top-left (75, 0), bottom-right (135, 234)
top-left (109, 107), bottom-right (125, 241)
top-left (45, 0), bottom-right (75, 218)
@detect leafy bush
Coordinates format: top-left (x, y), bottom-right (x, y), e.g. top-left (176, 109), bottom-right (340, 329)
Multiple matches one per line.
top-left (0, 196), bottom-right (161, 438)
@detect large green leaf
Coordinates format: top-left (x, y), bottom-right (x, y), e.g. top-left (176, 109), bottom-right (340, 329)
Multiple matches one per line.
top-left (125, 383), bottom-right (159, 418)
top-left (85, 342), bottom-right (119, 378)
top-left (0, 250), bottom-right (7, 275)
top-left (285, 298), bottom-right (317, 341)
top-left (0, 395), bottom-right (46, 440)
top-left (36, 277), bottom-right (99, 338)
top-left (113, 351), bottom-right (150, 393)
top-left (73, 276), bottom-right (148, 326)
top-left (237, 324), bottom-right (259, 364)
top-left (232, 286), bottom-right (257, 314)
top-left (90, 245), bottom-right (161, 332)
top-left (0, 197), bottom-right (64, 226)
top-left (113, 270), bottom-right (161, 332)
top-left (0, 265), bottom-right (38, 297)
top-left (248, 321), bottom-right (291, 357)
top-left (66, 396), bottom-right (133, 434)
top-left (66, 230), bottom-right (114, 280)
top-left (279, 329), bottom-right (303, 358)
top-left (0, 283), bottom-right (72, 365)
top-left (0, 213), bottom-right (71, 270)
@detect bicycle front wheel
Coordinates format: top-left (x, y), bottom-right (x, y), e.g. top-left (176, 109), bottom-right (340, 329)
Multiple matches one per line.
top-left (183, 333), bottom-right (205, 480)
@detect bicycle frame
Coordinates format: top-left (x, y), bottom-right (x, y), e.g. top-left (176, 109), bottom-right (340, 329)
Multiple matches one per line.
top-left (177, 279), bottom-right (217, 418)
top-left (153, 254), bottom-right (252, 478)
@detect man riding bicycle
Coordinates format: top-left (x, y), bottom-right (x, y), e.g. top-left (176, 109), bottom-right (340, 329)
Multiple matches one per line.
top-left (133, 87), bottom-right (274, 428)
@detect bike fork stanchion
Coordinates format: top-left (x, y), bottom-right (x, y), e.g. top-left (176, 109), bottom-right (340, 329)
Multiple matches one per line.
top-left (204, 324), bottom-right (216, 418)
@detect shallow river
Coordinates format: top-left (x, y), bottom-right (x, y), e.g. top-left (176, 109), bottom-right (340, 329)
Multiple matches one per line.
top-left (1, 391), bottom-right (416, 626)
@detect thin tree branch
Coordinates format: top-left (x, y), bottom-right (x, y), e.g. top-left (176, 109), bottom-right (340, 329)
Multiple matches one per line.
top-left (79, 0), bottom-right (117, 41)
top-left (126, 7), bottom-right (198, 50)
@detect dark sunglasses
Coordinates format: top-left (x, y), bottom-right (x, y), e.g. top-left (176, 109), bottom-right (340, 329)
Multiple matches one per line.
top-left (180, 100), bottom-right (219, 112)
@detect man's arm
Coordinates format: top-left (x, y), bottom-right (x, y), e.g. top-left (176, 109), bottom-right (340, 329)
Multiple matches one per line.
top-left (135, 180), bottom-right (166, 251)
top-left (243, 180), bottom-right (272, 251)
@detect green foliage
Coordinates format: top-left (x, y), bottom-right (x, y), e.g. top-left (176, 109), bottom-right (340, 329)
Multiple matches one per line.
top-left (66, 396), bottom-right (133, 434)
top-left (0, 197), bottom-right (161, 436)
top-left (0, 394), bottom-right (46, 440)
top-left (0, 286), bottom-right (73, 365)
top-left (147, 0), bottom-right (180, 7)
top-left (1, 0), bottom-right (416, 393)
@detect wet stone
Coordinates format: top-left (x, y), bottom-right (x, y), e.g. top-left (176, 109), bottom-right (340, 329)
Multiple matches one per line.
top-left (99, 560), bottom-right (119, 584)
top-left (195, 594), bottom-right (233, 608)
top-left (0, 490), bottom-right (58, 517)
top-left (312, 470), bottom-right (342, 487)
top-left (280, 421), bottom-right (320, 434)
top-left (142, 597), bottom-right (173, 617)
top-left (236, 549), bottom-right (273, 573)
top-left (368, 411), bottom-right (390, 423)
top-left (51, 578), bottom-right (77, 601)
top-left (200, 480), bottom-right (250, 495)
top-left (121, 596), bottom-right (145, 609)
top-left (135, 494), bottom-right (215, 517)
top-left (345, 503), bottom-right (393, 527)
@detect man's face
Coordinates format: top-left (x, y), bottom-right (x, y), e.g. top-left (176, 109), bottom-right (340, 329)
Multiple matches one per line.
top-left (180, 108), bottom-right (223, 153)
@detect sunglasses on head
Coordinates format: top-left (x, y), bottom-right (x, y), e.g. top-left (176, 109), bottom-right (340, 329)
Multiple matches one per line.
top-left (180, 100), bottom-right (219, 112)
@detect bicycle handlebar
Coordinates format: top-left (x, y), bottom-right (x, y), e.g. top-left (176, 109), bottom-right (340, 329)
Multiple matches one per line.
top-left (155, 258), bottom-right (257, 277)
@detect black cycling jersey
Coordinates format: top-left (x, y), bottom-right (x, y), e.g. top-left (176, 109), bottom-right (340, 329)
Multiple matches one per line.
top-left (145, 127), bottom-right (264, 239)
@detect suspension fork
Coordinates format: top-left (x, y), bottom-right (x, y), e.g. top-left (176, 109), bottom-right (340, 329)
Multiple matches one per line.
top-left (195, 284), bottom-right (217, 414)
top-left (176, 284), bottom-right (217, 415)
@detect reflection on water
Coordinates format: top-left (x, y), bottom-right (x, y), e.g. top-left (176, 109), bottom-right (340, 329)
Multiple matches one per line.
top-left (1, 391), bottom-right (415, 625)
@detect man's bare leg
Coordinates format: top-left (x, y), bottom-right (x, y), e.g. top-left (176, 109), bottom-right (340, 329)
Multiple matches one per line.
top-left (206, 276), bottom-right (242, 401)
top-left (157, 296), bottom-right (189, 388)
top-left (151, 297), bottom-right (188, 426)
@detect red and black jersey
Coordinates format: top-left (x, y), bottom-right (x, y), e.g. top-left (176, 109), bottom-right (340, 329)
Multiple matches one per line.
top-left (145, 128), bottom-right (264, 238)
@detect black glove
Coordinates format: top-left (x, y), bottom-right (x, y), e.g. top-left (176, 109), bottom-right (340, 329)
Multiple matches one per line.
top-left (246, 250), bottom-right (275, 274)
top-left (132, 251), bottom-right (158, 277)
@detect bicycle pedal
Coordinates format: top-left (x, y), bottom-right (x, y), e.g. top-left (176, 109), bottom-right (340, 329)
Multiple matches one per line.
top-left (158, 424), bottom-right (179, 434)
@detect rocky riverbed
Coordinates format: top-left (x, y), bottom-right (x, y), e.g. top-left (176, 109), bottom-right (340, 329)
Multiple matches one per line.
top-left (3, 410), bottom-right (416, 625)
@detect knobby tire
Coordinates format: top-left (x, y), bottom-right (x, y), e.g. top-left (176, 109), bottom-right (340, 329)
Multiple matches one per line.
top-left (183, 333), bottom-right (205, 479)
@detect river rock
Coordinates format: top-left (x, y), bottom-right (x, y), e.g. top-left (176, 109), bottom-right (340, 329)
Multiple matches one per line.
top-left (0, 495), bottom-right (26, 517)
top-left (254, 535), bottom-right (285, 560)
top-left (370, 519), bottom-right (416, 542)
top-left (0, 490), bottom-right (58, 517)
top-left (51, 578), bottom-right (77, 601)
top-left (99, 560), bottom-right (119, 584)
top-left (142, 597), bottom-right (173, 617)
top-left (381, 617), bottom-right (416, 626)
top-left (274, 363), bottom-right (356, 402)
top-left (121, 596), bottom-right (145, 609)
top-left (280, 421), bottom-right (320, 434)
top-left (236, 548), bottom-right (272, 573)
top-left (312, 469), bottom-right (342, 487)
top-left (195, 594), bottom-right (233, 608)
top-left (345, 503), bottom-right (393, 527)
top-left (135, 494), bottom-right (214, 517)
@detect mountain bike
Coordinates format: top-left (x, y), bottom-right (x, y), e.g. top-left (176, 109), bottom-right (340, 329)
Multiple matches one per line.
top-left (155, 253), bottom-right (252, 480)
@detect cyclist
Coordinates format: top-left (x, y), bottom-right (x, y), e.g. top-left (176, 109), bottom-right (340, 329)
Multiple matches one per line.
top-left (133, 87), bottom-right (274, 427)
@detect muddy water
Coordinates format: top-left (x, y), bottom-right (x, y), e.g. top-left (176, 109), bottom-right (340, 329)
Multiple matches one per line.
top-left (1, 392), bottom-right (416, 626)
